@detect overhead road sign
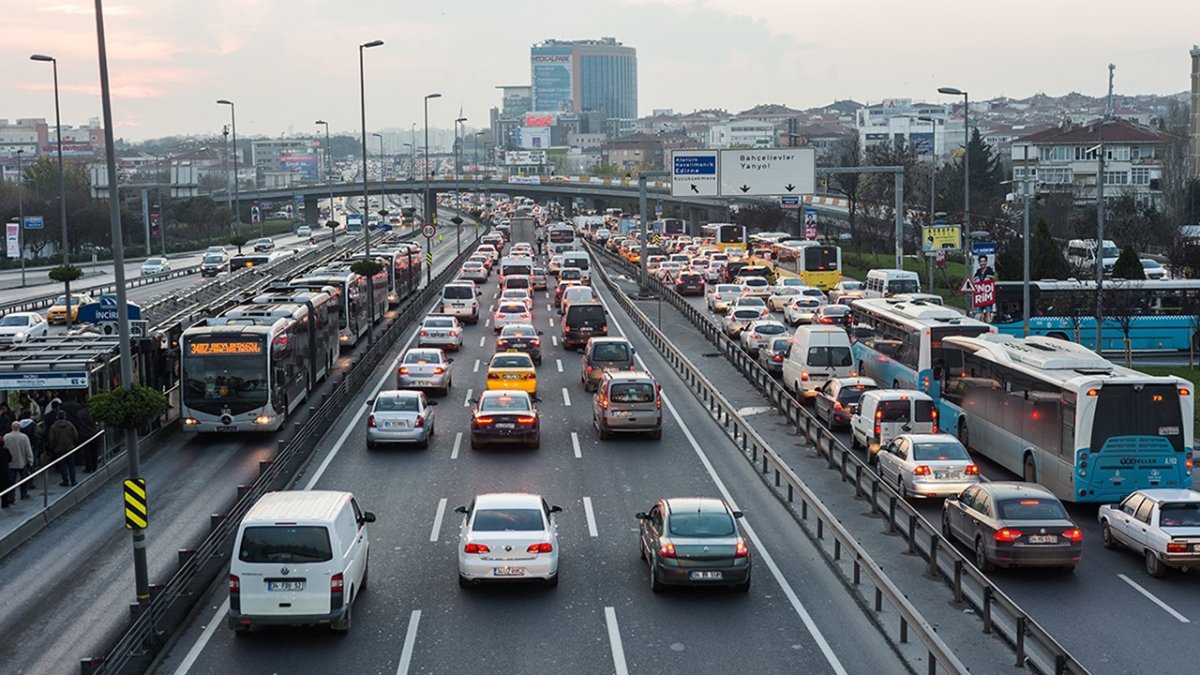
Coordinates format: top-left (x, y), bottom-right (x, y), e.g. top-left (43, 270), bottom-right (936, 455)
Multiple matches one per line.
top-left (780, 195), bottom-right (801, 209)
top-left (671, 150), bottom-right (719, 197)
top-left (23, 215), bottom-right (44, 230)
top-left (719, 148), bottom-right (815, 197)
top-left (921, 223), bottom-right (962, 252)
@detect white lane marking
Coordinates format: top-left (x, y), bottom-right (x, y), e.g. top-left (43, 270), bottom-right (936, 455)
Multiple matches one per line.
top-left (464, 388), bottom-right (473, 407)
top-left (473, 358), bottom-right (480, 373)
top-left (395, 609), bottom-right (422, 675)
top-left (582, 496), bottom-right (598, 537)
top-left (548, 317), bottom-right (555, 327)
top-left (484, 318), bottom-right (490, 328)
top-left (604, 607), bottom-right (629, 675)
top-left (562, 387), bottom-right (571, 406)
top-left (552, 335), bottom-right (558, 346)
top-left (478, 335), bottom-right (486, 347)
top-left (596, 279), bottom-right (849, 675)
top-left (1118, 574), bottom-right (1191, 623)
top-left (572, 431), bottom-right (582, 459)
top-left (556, 358), bottom-right (563, 373)
top-left (546, 303), bottom-right (552, 311)
top-left (451, 432), bottom-right (462, 460)
top-left (429, 498), bottom-right (447, 542)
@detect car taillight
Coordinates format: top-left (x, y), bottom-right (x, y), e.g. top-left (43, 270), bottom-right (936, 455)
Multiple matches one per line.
top-left (474, 416), bottom-right (494, 426)
top-left (1187, 451), bottom-right (1194, 469)
top-left (487, 372), bottom-right (500, 379)
top-left (800, 372), bottom-right (809, 381)
top-left (994, 529), bottom-right (1022, 542)
top-left (964, 465), bottom-right (980, 475)
top-left (367, 414), bottom-right (376, 428)
top-left (658, 542), bottom-right (676, 558)
top-left (912, 465), bottom-right (931, 476)
top-left (773, 353), bottom-right (783, 362)
top-left (464, 543), bottom-right (491, 554)
top-left (1167, 540), bottom-right (1189, 553)
top-left (497, 339), bottom-right (508, 346)
top-left (517, 416), bottom-right (537, 424)
top-left (874, 423), bottom-right (881, 438)
top-left (1063, 529), bottom-right (1083, 543)
top-left (433, 367), bottom-right (445, 375)
top-left (734, 540), bottom-right (749, 558)
top-left (527, 542), bottom-right (553, 553)
top-left (399, 367), bottom-right (410, 375)
top-left (228, 574), bottom-right (240, 593)
top-left (330, 573), bottom-right (344, 593)
top-left (833, 401), bottom-right (843, 411)
top-left (419, 330), bottom-right (428, 337)
top-left (749, 333), bottom-right (760, 340)
top-left (531, 339), bottom-right (541, 346)
top-left (414, 415), bottom-right (424, 428)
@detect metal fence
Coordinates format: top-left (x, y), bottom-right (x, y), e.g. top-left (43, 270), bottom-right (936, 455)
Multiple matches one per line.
top-left (591, 243), bottom-right (1088, 675)
top-left (0, 265), bottom-right (202, 316)
top-left (88, 231), bottom-right (484, 674)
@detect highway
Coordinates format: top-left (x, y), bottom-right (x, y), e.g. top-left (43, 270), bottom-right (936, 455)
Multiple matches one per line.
top-left (157, 249), bottom-right (905, 674)
top-left (648, 260), bottom-right (1198, 675)
top-left (0, 226), bottom-right (467, 674)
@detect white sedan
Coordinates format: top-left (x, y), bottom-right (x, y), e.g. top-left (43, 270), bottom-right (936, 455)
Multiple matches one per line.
top-left (737, 276), bottom-right (772, 298)
top-left (456, 492), bottom-right (561, 587)
top-left (140, 257), bottom-right (172, 275)
top-left (500, 288), bottom-right (535, 312)
top-left (0, 312), bottom-right (49, 345)
top-left (784, 297), bottom-right (824, 325)
top-left (493, 301), bottom-right (533, 333)
top-left (767, 286), bottom-right (803, 312)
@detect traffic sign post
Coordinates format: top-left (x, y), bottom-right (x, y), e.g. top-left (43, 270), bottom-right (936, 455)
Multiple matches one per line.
top-left (671, 150), bottom-right (719, 197)
top-left (719, 148), bottom-right (815, 197)
top-left (23, 215), bottom-right (44, 230)
top-left (124, 478), bottom-right (147, 530)
top-left (422, 224), bottom-right (436, 284)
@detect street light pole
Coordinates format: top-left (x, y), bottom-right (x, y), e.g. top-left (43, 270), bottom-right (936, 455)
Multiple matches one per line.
top-left (424, 93), bottom-right (442, 230)
top-left (216, 99), bottom-right (240, 233)
top-left (315, 120), bottom-right (335, 244)
top-left (455, 116), bottom-right (467, 256)
top-left (93, 0), bottom-right (150, 609)
top-left (358, 39), bottom-right (383, 342)
top-left (15, 149), bottom-right (25, 288)
top-left (31, 54), bottom-right (71, 326)
top-left (1095, 132), bottom-right (1107, 353)
top-left (917, 116), bottom-right (939, 294)
top-left (373, 132), bottom-right (385, 222)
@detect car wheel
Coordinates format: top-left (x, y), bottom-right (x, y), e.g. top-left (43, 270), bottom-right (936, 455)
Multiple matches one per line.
top-left (941, 511), bottom-right (953, 539)
top-left (649, 428), bottom-right (662, 441)
top-left (530, 435), bottom-right (541, 450)
top-left (639, 539), bottom-right (647, 561)
top-left (471, 437), bottom-right (481, 450)
top-left (733, 576), bottom-right (751, 593)
top-left (366, 439), bottom-right (376, 450)
top-left (330, 601), bottom-right (351, 634)
top-left (419, 435), bottom-right (429, 450)
top-left (1101, 522), bottom-right (1118, 549)
top-left (958, 420), bottom-right (971, 453)
top-left (649, 561), bottom-right (665, 593)
top-left (458, 574), bottom-right (472, 588)
top-left (1146, 550), bottom-right (1167, 578)
top-left (544, 573), bottom-right (558, 588)
top-left (850, 433), bottom-right (862, 451)
top-left (1060, 566), bottom-right (1076, 574)
top-left (598, 426), bottom-right (611, 441)
top-left (897, 476), bottom-right (907, 499)
top-left (233, 624), bottom-right (252, 636)
top-left (974, 537), bottom-right (996, 572)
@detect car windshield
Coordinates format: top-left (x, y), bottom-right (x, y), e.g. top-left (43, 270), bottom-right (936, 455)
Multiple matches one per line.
top-left (203, 255), bottom-right (224, 264)
top-left (840, 281), bottom-right (863, 291)
top-left (912, 442), bottom-right (969, 461)
top-left (480, 395), bottom-right (531, 412)
top-left (146, 258), bottom-right (164, 265)
top-left (770, 338), bottom-right (790, 353)
top-left (997, 498), bottom-right (1069, 521)
top-left (1159, 503), bottom-right (1200, 527)
top-left (669, 511), bottom-right (735, 537)
top-left (609, 382), bottom-right (655, 402)
top-left (1141, 260), bottom-right (1162, 269)
top-left (424, 318), bottom-right (454, 328)
top-left (376, 396), bottom-right (420, 412)
top-left (238, 526), bottom-right (333, 563)
top-left (0, 315), bottom-right (31, 326)
top-left (403, 350), bottom-right (442, 364)
top-left (472, 508), bottom-right (545, 532)
top-left (492, 354), bottom-right (532, 368)
top-left (755, 323), bottom-right (786, 335)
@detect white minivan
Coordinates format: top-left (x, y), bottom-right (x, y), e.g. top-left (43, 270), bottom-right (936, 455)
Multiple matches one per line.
top-left (441, 281), bottom-right (480, 323)
top-left (850, 390), bottom-right (938, 461)
top-left (782, 325), bottom-right (854, 400)
top-left (561, 251), bottom-right (592, 283)
top-left (863, 269), bottom-right (921, 298)
top-left (228, 490), bottom-right (375, 634)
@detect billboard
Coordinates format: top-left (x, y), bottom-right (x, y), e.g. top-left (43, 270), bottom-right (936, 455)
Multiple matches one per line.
top-left (516, 127), bottom-right (551, 150)
top-left (279, 152), bottom-right (319, 180)
top-left (524, 114), bottom-right (555, 127)
top-left (531, 45), bottom-right (574, 112)
top-left (506, 150), bottom-right (547, 165)
top-left (909, 132), bottom-right (934, 155)
top-left (970, 242), bottom-right (997, 310)
top-left (921, 223), bottom-right (962, 252)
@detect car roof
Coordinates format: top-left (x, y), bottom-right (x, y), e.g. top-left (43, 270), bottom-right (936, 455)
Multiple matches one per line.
top-left (588, 337), bottom-right (629, 345)
top-left (1131, 488), bottom-right (1200, 502)
top-left (479, 389), bottom-right (532, 401)
top-left (832, 377), bottom-right (877, 388)
top-left (406, 347), bottom-right (445, 358)
top-left (664, 497), bottom-right (729, 515)
top-left (978, 481), bottom-right (1057, 499)
top-left (244, 490), bottom-right (354, 523)
top-left (605, 370), bottom-right (654, 383)
top-left (474, 492), bottom-right (544, 510)
top-left (897, 433), bottom-right (958, 444)
top-left (377, 389), bottom-right (422, 399)
top-left (490, 352), bottom-right (533, 364)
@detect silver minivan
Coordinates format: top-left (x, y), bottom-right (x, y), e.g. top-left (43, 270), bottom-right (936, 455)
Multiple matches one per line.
top-left (593, 371), bottom-right (662, 440)
top-left (850, 389), bottom-right (938, 462)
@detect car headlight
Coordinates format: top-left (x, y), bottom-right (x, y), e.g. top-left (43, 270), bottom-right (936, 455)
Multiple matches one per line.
top-left (13, 332), bottom-right (25, 340)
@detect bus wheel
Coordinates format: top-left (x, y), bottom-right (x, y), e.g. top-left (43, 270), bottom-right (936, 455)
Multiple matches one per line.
top-left (958, 420), bottom-right (970, 453)
top-left (1023, 454), bottom-right (1038, 483)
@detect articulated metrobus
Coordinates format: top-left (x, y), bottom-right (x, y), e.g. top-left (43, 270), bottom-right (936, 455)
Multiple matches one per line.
top-left (939, 333), bottom-right (1193, 503)
top-left (288, 270), bottom-right (373, 348)
top-left (700, 223), bottom-right (747, 254)
top-left (850, 298), bottom-right (994, 398)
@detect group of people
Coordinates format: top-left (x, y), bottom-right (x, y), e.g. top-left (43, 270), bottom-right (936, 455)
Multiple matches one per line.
top-left (0, 392), bottom-right (98, 508)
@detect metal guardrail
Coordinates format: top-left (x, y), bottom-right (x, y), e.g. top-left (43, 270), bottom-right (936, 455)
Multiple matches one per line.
top-left (0, 265), bottom-right (202, 316)
top-left (591, 243), bottom-right (1088, 675)
top-left (589, 248), bottom-right (969, 675)
top-left (89, 230), bottom-right (485, 674)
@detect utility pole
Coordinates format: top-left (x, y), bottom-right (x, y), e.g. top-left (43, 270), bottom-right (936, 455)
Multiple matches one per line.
top-left (1094, 64), bottom-right (1115, 354)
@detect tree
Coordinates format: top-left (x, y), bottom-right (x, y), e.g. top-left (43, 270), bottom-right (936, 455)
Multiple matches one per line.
top-left (321, 219), bottom-right (339, 245)
top-left (88, 384), bottom-right (170, 430)
top-left (999, 217), bottom-right (1071, 281)
top-left (1111, 244), bottom-right (1145, 280)
top-left (937, 128), bottom-right (1007, 226)
top-left (229, 235), bottom-right (249, 254)
top-left (48, 264), bottom-right (84, 328)
top-left (734, 204), bottom-right (789, 234)
top-left (1104, 280), bottom-right (1144, 367)
top-left (1107, 194), bottom-right (1171, 253)
top-left (826, 134), bottom-right (863, 247)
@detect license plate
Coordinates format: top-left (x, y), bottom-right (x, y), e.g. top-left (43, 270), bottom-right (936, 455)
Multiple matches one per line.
top-left (384, 420), bottom-right (410, 429)
top-left (493, 567), bottom-right (525, 576)
top-left (934, 472), bottom-right (959, 480)
top-left (579, 327), bottom-right (593, 332)
top-left (609, 410), bottom-right (631, 417)
top-left (689, 571), bottom-right (723, 581)
top-left (504, 374), bottom-right (521, 379)
top-left (1194, 544), bottom-right (1200, 552)
top-left (215, 426), bottom-right (237, 432)
top-left (495, 423), bottom-right (515, 429)
top-left (1026, 535), bottom-right (1058, 544)
top-left (267, 581), bottom-right (304, 591)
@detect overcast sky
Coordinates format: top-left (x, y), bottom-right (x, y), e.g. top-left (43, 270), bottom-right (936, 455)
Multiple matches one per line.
top-left (3, 0), bottom-right (1199, 141)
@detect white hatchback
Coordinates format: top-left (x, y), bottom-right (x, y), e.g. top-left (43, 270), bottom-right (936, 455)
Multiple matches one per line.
top-left (456, 493), bottom-right (561, 587)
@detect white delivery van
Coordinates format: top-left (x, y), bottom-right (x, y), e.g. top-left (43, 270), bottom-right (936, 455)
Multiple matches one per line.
top-left (850, 390), bottom-right (938, 462)
top-left (782, 325), bottom-right (854, 400)
top-left (561, 251), bottom-right (592, 284)
top-left (228, 490), bottom-right (375, 634)
top-left (863, 269), bottom-right (921, 298)
top-left (441, 281), bottom-right (480, 323)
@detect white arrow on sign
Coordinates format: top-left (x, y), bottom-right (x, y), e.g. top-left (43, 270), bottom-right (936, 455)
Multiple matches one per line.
top-left (719, 148), bottom-right (815, 197)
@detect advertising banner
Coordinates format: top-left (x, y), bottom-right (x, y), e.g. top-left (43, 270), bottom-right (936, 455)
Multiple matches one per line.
top-left (5, 222), bottom-right (18, 258)
top-left (531, 46), bottom-right (574, 112)
top-left (921, 223), bottom-right (962, 252)
top-left (506, 150), bottom-right (547, 166)
top-left (516, 127), bottom-right (551, 149)
top-left (280, 152), bottom-right (319, 180)
top-left (970, 241), bottom-right (997, 309)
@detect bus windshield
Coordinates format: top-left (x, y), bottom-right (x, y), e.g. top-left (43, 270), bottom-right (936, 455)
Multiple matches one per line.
top-left (182, 337), bottom-right (268, 415)
top-left (1091, 385), bottom-right (1184, 453)
top-left (718, 226), bottom-right (744, 244)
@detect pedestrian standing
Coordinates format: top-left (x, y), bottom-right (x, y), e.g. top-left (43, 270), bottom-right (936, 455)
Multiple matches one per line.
top-left (0, 403), bottom-right (13, 435)
top-left (47, 411), bottom-right (79, 487)
top-left (5, 421), bottom-right (34, 500)
top-left (0, 439), bottom-right (12, 507)
top-left (64, 395), bottom-right (99, 473)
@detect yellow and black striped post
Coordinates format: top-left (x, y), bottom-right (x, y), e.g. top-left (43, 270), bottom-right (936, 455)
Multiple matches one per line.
top-left (425, 251), bottom-right (433, 268)
top-left (124, 478), bottom-right (147, 530)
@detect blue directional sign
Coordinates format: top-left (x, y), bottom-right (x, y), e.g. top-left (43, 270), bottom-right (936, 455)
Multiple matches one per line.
top-left (671, 150), bottom-right (719, 197)
top-left (77, 295), bottom-right (141, 324)
top-left (673, 155), bottom-right (716, 176)
top-left (780, 195), bottom-right (801, 209)
top-left (0, 371), bottom-right (88, 391)
top-left (23, 215), bottom-right (43, 230)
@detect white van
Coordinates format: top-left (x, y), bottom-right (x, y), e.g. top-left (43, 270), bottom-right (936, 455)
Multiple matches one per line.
top-left (782, 325), bottom-right (854, 400)
top-left (863, 269), bottom-right (921, 298)
top-left (561, 251), bottom-right (592, 283)
top-left (1066, 238), bottom-right (1119, 274)
top-left (850, 390), bottom-right (938, 462)
top-left (228, 490), bottom-right (375, 634)
top-left (441, 281), bottom-right (480, 323)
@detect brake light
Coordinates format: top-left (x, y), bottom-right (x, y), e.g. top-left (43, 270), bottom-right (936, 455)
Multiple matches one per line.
top-left (367, 414), bottom-right (376, 428)
top-left (734, 540), bottom-right (749, 558)
top-left (800, 372), bottom-right (809, 381)
top-left (399, 367), bottom-right (410, 375)
top-left (497, 339), bottom-right (508, 346)
top-left (414, 414), bottom-right (424, 428)
top-left (532, 339), bottom-right (541, 346)
top-left (773, 354), bottom-right (783, 362)
top-left (517, 416), bottom-right (537, 424)
top-left (1063, 529), bottom-right (1083, 543)
top-left (964, 465), bottom-right (980, 475)
top-left (419, 330), bottom-right (428, 337)
top-left (994, 529), bottom-right (1022, 542)
top-left (912, 465), bottom-right (931, 476)
top-left (331, 573), bottom-right (344, 593)
top-left (463, 543), bottom-right (491, 554)
top-left (487, 372), bottom-right (500, 379)
top-left (1187, 451), bottom-right (1193, 469)
top-left (833, 401), bottom-right (844, 411)
top-left (658, 543), bottom-right (677, 558)
top-left (228, 574), bottom-right (240, 593)
top-left (433, 367), bottom-right (446, 375)
top-left (474, 416), bottom-right (494, 425)
top-left (1167, 540), bottom-right (1189, 553)
top-left (527, 542), bottom-right (553, 553)
top-left (931, 409), bottom-right (939, 434)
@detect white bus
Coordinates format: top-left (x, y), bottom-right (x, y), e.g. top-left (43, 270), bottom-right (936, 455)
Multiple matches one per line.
top-left (939, 333), bottom-right (1193, 503)
top-left (546, 223), bottom-right (577, 253)
top-left (850, 297), bottom-right (994, 397)
top-left (289, 270), bottom-right (372, 348)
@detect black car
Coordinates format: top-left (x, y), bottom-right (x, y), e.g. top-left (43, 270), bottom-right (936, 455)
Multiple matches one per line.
top-left (674, 272), bottom-right (705, 296)
top-left (496, 324), bottom-right (543, 365)
top-left (252, 237), bottom-right (275, 252)
top-left (813, 377), bottom-right (879, 429)
top-left (757, 337), bottom-right (790, 376)
top-left (470, 390), bottom-right (540, 449)
top-left (636, 497), bottom-right (751, 592)
top-left (814, 304), bottom-right (853, 327)
top-left (562, 302), bottom-right (608, 350)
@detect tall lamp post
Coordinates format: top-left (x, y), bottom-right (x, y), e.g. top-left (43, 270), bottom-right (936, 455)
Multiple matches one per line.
top-left (30, 54), bottom-right (72, 326)
top-left (15, 149), bottom-right (25, 287)
top-left (454, 116), bottom-right (467, 255)
top-left (937, 87), bottom-right (970, 233)
top-left (358, 39), bottom-right (383, 261)
top-left (216, 99), bottom-right (240, 233)
top-left (916, 116), bottom-right (939, 293)
top-left (423, 93), bottom-right (442, 228)
top-left (372, 132), bottom-right (386, 222)
top-left (474, 131), bottom-right (485, 167)
top-left (315, 120), bottom-right (335, 244)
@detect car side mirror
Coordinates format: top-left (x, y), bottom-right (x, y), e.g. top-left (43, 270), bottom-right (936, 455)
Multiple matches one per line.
top-left (946, 494), bottom-right (959, 503)
top-left (428, 400), bottom-right (439, 406)
top-left (468, 398), bottom-right (477, 405)
top-left (634, 512), bottom-right (648, 520)
top-left (902, 423), bottom-right (912, 432)
top-left (447, 357), bottom-right (455, 363)
top-left (362, 511), bottom-right (377, 523)
top-left (549, 505), bottom-right (563, 514)
top-left (532, 396), bottom-right (542, 403)
top-left (366, 399), bottom-right (374, 406)
top-left (576, 348), bottom-right (585, 354)
top-left (537, 330), bottom-right (544, 335)
top-left (454, 505), bottom-right (468, 515)
top-left (731, 510), bottom-right (744, 519)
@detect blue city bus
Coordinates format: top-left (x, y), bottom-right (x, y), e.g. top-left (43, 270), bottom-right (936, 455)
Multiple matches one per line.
top-left (993, 280), bottom-right (1200, 353)
top-left (850, 298), bottom-right (994, 400)
top-left (939, 333), bottom-right (1193, 503)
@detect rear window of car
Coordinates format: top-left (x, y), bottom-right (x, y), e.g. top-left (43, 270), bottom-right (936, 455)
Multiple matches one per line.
top-left (591, 342), bottom-right (630, 361)
top-left (443, 286), bottom-right (474, 299)
top-left (669, 511), bottom-right (735, 537)
top-left (877, 399), bottom-right (912, 422)
top-left (480, 395), bottom-right (531, 412)
top-left (560, 268), bottom-right (582, 279)
top-left (501, 326), bottom-right (536, 337)
top-left (563, 257), bottom-right (590, 271)
top-left (568, 305), bottom-right (606, 323)
top-left (505, 277), bottom-right (531, 289)
top-left (997, 498), bottom-right (1068, 521)
top-left (424, 318), bottom-right (454, 328)
top-left (376, 396), bottom-right (420, 412)
top-left (733, 309), bottom-right (762, 320)
top-left (806, 346), bottom-right (852, 367)
top-left (743, 277), bottom-right (768, 286)
top-left (403, 350), bottom-right (441, 364)
top-left (472, 508), bottom-right (544, 532)
top-left (821, 306), bottom-right (851, 316)
top-left (492, 354), bottom-right (532, 368)
top-left (716, 285), bottom-right (740, 293)
top-left (1159, 503), bottom-right (1200, 527)
top-left (608, 382), bottom-right (655, 403)
top-left (912, 442), bottom-right (969, 461)
top-left (499, 304), bottom-right (526, 314)
top-left (755, 323), bottom-right (786, 335)
top-left (837, 385), bottom-right (875, 403)
top-left (239, 526), bottom-right (333, 563)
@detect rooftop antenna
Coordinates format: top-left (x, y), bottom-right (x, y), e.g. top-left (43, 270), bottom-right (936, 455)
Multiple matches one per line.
top-left (1105, 63), bottom-right (1115, 120)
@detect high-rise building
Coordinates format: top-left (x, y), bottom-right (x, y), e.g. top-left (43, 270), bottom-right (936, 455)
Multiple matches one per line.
top-left (1190, 45), bottom-right (1200, 179)
top-left (531, 38), bottom-right (637, 123)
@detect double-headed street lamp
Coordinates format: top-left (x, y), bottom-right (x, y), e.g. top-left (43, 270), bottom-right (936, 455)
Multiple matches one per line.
top-left (315, 120), bottom-right (335, 244)
top-left (359, 39), bottom-right (383, 261)
top-left (216, 99), bottom-right (241, 233)
top-left (424, 93), bottom-right (441, 227)
top-left (937, 87), bottom-right (970, 233)
top-left (454, 116), bottom-right (467, 255)
top-left (30, 53), bottom-right (72, 325)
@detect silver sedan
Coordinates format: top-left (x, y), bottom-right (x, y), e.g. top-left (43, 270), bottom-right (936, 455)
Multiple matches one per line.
top-left (876, 434), bottom-right (980, 499)
top-left (396, 347), bottom-right (453, 396)
top-left (418, 315), bottom-right (464, 351)
top-left (367, 389), bottom-right (437, 449)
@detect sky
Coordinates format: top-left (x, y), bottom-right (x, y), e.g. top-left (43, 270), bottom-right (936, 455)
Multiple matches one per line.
top-left (2, 0), bottom-right (1199, 141)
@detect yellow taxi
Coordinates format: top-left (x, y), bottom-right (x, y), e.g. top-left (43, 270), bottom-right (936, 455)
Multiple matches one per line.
top-left (46, 293), bottom-right (94, 325)
top-left (485, 352), bottom-right (538, 395)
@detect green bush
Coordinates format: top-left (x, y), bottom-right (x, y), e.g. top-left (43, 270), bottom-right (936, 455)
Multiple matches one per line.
top-left (48, 264), bottom-right (84, 283)
top-left (350, 259), bottom-right (384, 277)
top-left (87, 384), bottom-right (170, 430)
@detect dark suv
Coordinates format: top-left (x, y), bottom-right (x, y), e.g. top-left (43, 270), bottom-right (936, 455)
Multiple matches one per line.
top-left (562, 302), bottom-right (608, 350)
